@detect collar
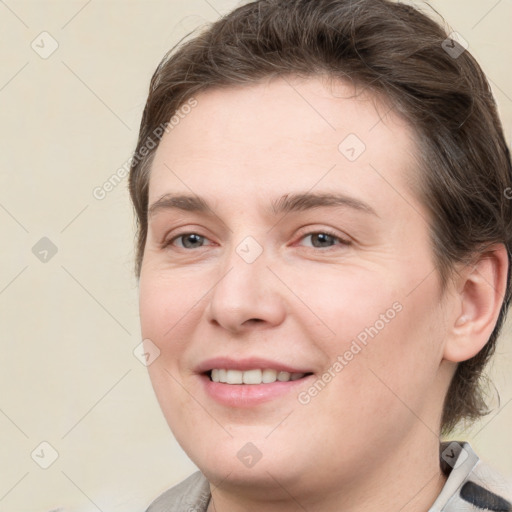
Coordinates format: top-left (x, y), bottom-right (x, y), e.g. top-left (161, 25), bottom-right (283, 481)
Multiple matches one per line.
top-left (429, 441), bottom-right (511, 511)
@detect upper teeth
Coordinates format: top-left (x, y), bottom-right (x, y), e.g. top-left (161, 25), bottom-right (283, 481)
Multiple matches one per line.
top-left (210, 369), bottom-right (306, 384)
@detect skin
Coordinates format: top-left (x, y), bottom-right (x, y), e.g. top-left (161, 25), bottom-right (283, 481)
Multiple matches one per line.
top-left (138, 75), bottom-right (508, 511)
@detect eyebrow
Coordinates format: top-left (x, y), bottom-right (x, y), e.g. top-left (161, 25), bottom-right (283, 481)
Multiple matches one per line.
top-left (147, 191), bottom-right (378, 219)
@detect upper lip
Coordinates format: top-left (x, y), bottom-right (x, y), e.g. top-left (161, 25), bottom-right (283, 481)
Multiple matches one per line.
top-left (196, 357), bottom-right (314, 374)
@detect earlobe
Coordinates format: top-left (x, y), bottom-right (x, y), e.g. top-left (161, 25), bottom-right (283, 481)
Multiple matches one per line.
top-left (443, 244), bottom-right (509, 363)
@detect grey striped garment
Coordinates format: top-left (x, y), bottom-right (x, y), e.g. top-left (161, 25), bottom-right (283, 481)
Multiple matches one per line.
top-left (146, 442), bottom-right (512, 511)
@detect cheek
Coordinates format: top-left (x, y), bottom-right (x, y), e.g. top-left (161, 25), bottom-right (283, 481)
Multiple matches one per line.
top-left (331, 282), bottom-right (444, 420)
top-left (138, 270), bottom-right (199, 343)
top-left (299, 307), bottom-right (442, 455)
top-left (306, 259), bottom-right (443, 399)
top-left (139, 274), bottom-right (197, 430)
top-left (139, 280), bottom-right (166, 339)
top-left (294, 265), bottom-right (403, 344)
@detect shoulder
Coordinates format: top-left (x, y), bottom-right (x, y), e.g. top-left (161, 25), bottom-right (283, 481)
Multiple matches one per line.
top-left (432, 441), bottom-right (512, 511)
top-left (467, 455), bottom-right (512, 507)
top-left (145, 471), bottom-right (211, 512)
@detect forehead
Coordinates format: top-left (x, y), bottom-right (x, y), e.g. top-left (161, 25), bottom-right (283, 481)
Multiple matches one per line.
top-left (148, 76), bottom-right (423, 220)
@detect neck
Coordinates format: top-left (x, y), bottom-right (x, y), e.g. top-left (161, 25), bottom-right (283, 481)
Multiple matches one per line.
top-left (205, 434), bottom-right (447, 512)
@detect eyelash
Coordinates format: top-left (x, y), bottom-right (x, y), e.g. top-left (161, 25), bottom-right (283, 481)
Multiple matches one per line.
top-left (162, 229), bottom-right (351, 251)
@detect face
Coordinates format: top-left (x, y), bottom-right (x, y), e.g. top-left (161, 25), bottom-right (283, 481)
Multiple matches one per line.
top-left (139, 76), bottom-right (452, 500)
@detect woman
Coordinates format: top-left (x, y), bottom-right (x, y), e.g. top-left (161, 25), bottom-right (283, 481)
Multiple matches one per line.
top-left (129, 0), bottom-right (512, 510)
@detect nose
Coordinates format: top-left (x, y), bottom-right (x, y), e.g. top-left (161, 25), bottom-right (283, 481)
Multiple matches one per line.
top-left (205, 241), bottom-right (287, 334)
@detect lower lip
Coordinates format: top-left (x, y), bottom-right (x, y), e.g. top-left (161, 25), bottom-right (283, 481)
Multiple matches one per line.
top-left (199, 373), bottom-right (314, 408)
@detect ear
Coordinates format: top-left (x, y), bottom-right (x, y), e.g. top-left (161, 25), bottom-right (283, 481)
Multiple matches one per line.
top-left (443, 243), bottom-right (509, 363)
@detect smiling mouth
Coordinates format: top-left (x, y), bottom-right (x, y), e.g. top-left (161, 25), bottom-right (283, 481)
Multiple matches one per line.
top-left (206, 369), bottom-right (314, 384)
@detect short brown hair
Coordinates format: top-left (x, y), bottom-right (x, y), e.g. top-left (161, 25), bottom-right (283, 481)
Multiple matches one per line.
top-left (128, 0), bottom-right (512, 433)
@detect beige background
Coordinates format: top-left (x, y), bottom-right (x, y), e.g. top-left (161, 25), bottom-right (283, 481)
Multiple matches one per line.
top-left (0, 0), bottom-right (511, 510)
